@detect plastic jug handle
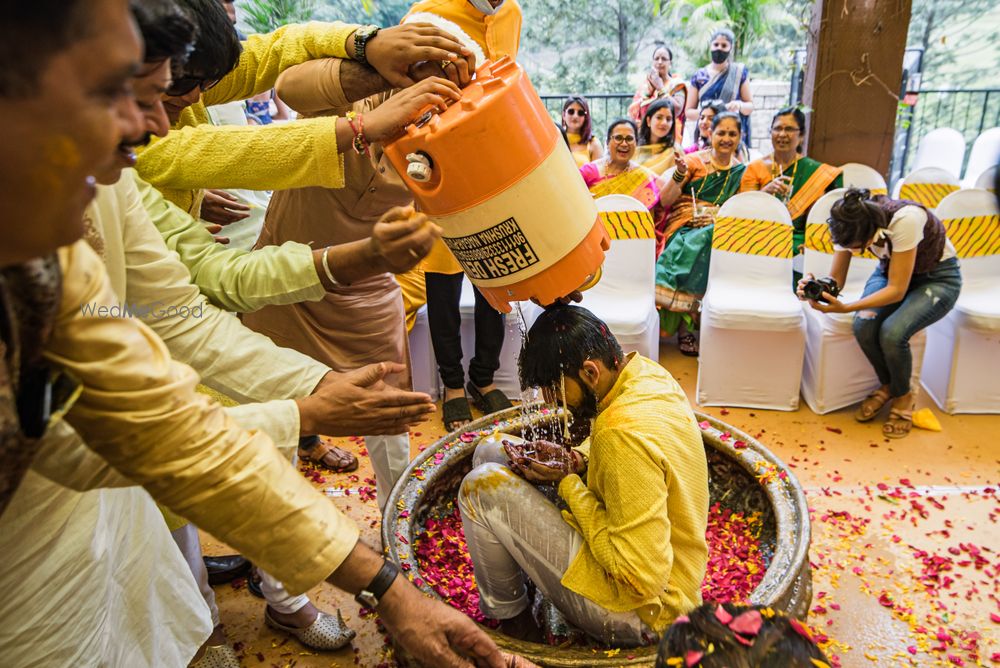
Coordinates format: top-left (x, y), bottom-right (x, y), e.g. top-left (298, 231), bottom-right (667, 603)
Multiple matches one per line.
top-left (577, 266), bottom-right (603, 292)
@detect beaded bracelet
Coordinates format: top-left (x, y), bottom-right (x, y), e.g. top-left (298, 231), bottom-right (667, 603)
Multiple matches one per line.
top-left (346, 113), bottom-right (370, 156)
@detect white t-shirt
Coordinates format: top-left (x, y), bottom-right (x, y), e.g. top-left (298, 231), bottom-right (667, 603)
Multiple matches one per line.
top-left (836, 205), bottom-right (956, 263)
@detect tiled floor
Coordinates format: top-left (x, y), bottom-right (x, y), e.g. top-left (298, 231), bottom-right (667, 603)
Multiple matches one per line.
top-left (204, 344), bottom-right (999, 667)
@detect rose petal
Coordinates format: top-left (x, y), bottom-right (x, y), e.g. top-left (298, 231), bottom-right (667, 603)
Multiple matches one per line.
top-left (714, 605), bottom-right (733, 625)
top-left (685, 650), bottom-right (704, 666)
top-left (729, 610), bottom-right (763, 636)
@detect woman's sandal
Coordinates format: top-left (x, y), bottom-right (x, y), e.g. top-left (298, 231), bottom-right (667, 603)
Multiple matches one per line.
top-left (678, 333), bottom-right (700, 357)
top-left (854, 388), bottom-right (891, 422)
top-left (883, 406), bottom-right (914, 439)
top-left (466, 381), bottom-right (513, 416)
top-left (442, 396), bottom-right (473, 432)
top-left (297, 438), bottom-right (359, 473)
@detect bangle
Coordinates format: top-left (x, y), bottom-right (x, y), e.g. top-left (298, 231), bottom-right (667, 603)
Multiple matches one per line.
top-left (321, 246), bottom-right (340, 287)
top-left (672, 169), bottom-right (686, 184)
top-left (347, 113), bottom-right (370, 156)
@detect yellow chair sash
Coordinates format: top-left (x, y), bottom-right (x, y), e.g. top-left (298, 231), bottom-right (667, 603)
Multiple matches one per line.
top-left (899, 182), bottom-right (960, 208)
top-left (599, 210), bottom-right (655, 241)
top-left (805, 222), bottom-right (879, 259)
top-left (942, 215), bottom-right (1000, 258)
top-left (713, 217), bottom-right (793, 259)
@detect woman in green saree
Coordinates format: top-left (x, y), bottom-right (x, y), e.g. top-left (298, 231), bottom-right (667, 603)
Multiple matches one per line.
top-left (655, 111), bottom-right (746, 355)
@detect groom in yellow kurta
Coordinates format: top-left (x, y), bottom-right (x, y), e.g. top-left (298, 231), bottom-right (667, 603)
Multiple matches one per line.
top-left (458, 306), bottom-right (709, 645)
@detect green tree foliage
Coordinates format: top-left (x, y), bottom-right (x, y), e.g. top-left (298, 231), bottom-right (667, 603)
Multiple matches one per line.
top-left (907, 0), bottom-right (1000, 87)
top-left (312, 0), bottom-right (410, 26)
top-left (239, 0), bottom-right (318, 33)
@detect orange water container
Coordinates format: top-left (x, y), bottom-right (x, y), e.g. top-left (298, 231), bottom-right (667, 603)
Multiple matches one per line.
top-left (384, 57), bottom-right (610, 313)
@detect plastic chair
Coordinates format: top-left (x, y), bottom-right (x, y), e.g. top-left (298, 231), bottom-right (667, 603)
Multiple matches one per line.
top-left (697, 192), bottom-right (806, 410)
top-left (972, 165), bottom-right (997, 192)
top-left (962, 127), bottom-right (1000, 188)
top-left (521, 195), bottom-right (660, 361)
top-left (910, 127), bottom-right (966, 179)
top-left (840, 162), bottom-right (888, 196)
top-left (896, 167), bottom-right (961, 209)
top-left (921, 189), bottom-right (1000, 413)
top-left (798, 189), bottom-right (926, 413)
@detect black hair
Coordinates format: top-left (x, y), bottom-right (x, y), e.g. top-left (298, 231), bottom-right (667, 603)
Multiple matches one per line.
top-left (131, 0), bottom-right (198, 71)
top-left (695, 100), bottom-right (726, 148)
top-left (519, 306), bottom-right (624, 393)
top-left (710, 28), bottom-right (736, 49)
top-left (711, 110), bottom-right (742, 134)
top-left (652, 42), bottom-right (673, 62)
top-left (0, 1), bottom-right (92, 97)
top-left (561, 95), bottom-right (594, 144)
top-left (828, 188), bottom-right (887, 249)
top-left (771, 106), bottom-right (807, 154)
top-left (606, 117), bottom-right (638, 144)
top-left (639, 99), bottom-right (676, 148)
top-left (655, 603), bottom-right (831, 668)
top-left (175, 0), bottom-right (241, 84)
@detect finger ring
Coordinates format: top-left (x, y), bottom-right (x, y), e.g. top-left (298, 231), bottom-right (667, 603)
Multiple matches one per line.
top-left (408, 249), bottom-right (420, 259)
top-left (440, 60), bottom-right (452, 69)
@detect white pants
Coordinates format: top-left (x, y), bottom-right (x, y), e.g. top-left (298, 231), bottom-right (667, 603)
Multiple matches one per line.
top-left (365, 433), bottom-right (411, 511)
top-left (171, 524), bottom-right (310, 619)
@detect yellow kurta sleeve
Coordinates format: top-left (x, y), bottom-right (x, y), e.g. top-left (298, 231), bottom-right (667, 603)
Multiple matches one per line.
top-left (558, 427), bottom-right (675, 604)
top-left (135, 174), bottom-right (325, 312)
top-left (46, 241), bottom-right (359, 595)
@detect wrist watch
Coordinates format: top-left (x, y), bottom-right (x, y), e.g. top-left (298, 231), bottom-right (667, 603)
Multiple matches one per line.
top-left (353, 25), bottom-right (380, 64)
top-left (354, 560), bottom-right (399, 609)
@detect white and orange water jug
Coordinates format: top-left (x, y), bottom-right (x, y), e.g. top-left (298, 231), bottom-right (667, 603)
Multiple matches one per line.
top-left (384, 57), bottom-right (609, 313)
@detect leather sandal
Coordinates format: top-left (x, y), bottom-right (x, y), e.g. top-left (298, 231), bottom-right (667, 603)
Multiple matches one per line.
top-left (264, 608), bottom-right (356, 651)
top-left (466, 381), bottom-right (513, 415)
top-left (442, 396), bottom-right (472, 432)
top-left (854, 388), bottom-right (891, 422)
top-left (677, 333), bottom-right (699, 357)
top-left (883, 406), bottom-right (914, 439)
top-left (204, 554), bottom-right (250, 586)
top-left (297, 437), bottom-right (358, 473)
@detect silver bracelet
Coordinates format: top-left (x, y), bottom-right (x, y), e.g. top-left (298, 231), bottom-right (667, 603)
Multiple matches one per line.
top-left (321, 246), bottom-right (340, 287)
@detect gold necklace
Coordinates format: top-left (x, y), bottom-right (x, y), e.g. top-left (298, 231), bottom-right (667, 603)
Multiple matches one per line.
top-left (694, 154), bottom-right (735, 205)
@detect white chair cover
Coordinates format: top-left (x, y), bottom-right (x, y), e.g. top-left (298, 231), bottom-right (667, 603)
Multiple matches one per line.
top-left (799, 189), bottom-right (925, 413)
top-left (407, 305), bottom-right (440, 401)
top-left (697, 192), bottom-right (806, 410)
top-left (910, 127), bottom-right (966, 179)
top-left (921, 189), bottom-right (1000, 413)
top-left (521, 195), bottom-right (660, 361)
top-left (962, 127), bottom-right (1000, 188)
top-left (840, 162), bottom-right (888, 196)
top-left (972, 165), bottom-right (997, 192)
top-left (895, 167), bottom-right (961, 209)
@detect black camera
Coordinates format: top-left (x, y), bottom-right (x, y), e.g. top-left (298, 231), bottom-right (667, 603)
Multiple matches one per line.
top-left (802, 276), bottom-right (840, 303)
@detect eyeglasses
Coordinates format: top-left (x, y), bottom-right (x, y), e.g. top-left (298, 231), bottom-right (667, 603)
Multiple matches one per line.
top-left (166, 76), bottom-right (220, 97)
top-left (610, 135), bottom-right (636, 143)
top-left (771, 126), bottom-right (801, 134)
top-left (565, 108), bottom-right (587, 117)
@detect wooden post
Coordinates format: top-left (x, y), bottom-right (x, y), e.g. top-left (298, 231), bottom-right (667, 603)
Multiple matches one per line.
top-left (803, 0), bottom-right (913, 176)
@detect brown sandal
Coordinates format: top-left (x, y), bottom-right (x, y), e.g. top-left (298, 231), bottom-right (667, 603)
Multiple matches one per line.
top-left (678, 333), bottom-right (699, 357)
top-left (883, 406), bottom-right (914, 439)
top-left (855, 388), bottom-right (891, 422)
top-left (298, 439), bottom-right (359, 473)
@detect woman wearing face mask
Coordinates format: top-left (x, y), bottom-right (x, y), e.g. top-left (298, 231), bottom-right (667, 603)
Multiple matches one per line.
top-left (628, 43), bottom-right (687, 143)
top-left (580, 119), bottom-right (678, 254)
top-left (684, 29), bottom-right (753, 151)
top-left (562, 95), bottom-right (603, 167)
top-left (655, 112), bottom-right (746, 355)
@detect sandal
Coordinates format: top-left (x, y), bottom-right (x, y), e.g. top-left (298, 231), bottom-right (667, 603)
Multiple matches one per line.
top-left (854, 388), bottom-right (891, 422)
top-left (264, 607), bottom-right (356, 651)
top-left (678, 333), bottom-right (700, 357)
top-left (442, 396), bottom-right (473, 432)
top-left (883, 405), bottom-right (914, 439)
top-left (467, 381), bottom-right (513, 415)
top-left (297, 437), bottom-right (359, 473)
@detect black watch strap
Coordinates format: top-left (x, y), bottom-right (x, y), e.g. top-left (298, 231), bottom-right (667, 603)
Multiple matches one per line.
top-left (353, 25), bottom-right (379, 64)
top-left (354, 560), bottom-right (399, 608)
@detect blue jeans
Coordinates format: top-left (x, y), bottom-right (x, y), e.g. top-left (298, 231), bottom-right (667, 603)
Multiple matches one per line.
top-left (852, 257), bottom-right (962, 398)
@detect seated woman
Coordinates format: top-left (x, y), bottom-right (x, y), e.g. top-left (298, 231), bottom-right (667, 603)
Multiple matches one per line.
top-left (628, 43), bottom-right (687, 141)
top-left (458, 306), bottom-right (709, 646)
top-left (685, 100), bottom-right (725, 154)
top-left (799, 188), bottom-right (961, 438)
top-left (741, 107), bottom-right (843, 280)
top-left (655, 112), bottom-right (746, 355)
top-left (581, 118), bottom-right (676, 253)
top-left (636, 99), bottom-right (680, 176)
top-left (562, 95), bottom-right (603, 167)
top-left (656, 603), bottom-right (833, 668)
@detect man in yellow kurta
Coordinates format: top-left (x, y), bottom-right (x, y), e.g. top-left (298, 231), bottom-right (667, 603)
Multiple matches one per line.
top-left (458, 306), bottom-right (709, 645)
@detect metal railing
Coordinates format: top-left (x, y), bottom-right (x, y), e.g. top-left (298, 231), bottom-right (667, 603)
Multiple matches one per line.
top-left (896, 88), bottom-right (1000, 177)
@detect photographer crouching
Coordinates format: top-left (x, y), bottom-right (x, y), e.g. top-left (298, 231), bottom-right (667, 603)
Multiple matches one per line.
top-left (798, 188), bottom-right (962, 438)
